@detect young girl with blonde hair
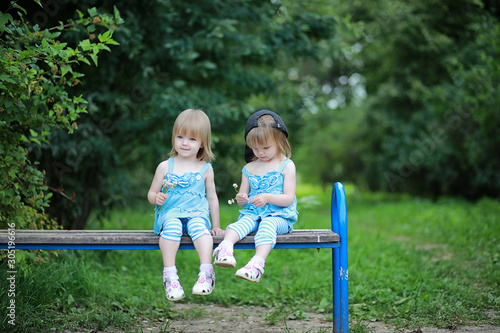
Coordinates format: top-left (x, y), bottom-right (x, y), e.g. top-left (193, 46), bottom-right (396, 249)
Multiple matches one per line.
top-left (148, 109), bottom-right (223, 301)
top-left (213, 110), bottom-right (298, 282)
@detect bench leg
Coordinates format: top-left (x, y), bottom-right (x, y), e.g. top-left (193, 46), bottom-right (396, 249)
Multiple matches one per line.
top-left (332, 182), bottom-right (349, 333)
top-left (333, 247), bottom-right (341, 332)
top-left (339, 236), bottom-right (349, 333)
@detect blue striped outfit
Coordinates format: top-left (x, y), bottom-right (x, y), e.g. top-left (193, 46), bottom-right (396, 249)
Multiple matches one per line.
top-left (227, 159), bottom-right (298, 248)
top-left (154, 158), bottom-right (212, 242)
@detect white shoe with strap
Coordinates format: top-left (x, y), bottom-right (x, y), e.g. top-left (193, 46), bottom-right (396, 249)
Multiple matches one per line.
top-left (235, 260), bottom-right (265, 283)
top-left (192, 271), bottom-right (216, 295)
top-left (164, 274), bottom-right (185, 301)
top-left (213, 244), bottom-right (237, 268)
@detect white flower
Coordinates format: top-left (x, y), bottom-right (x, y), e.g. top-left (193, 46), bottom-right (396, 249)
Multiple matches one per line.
top-left (228, 183), bottom-right (239, 205)
top-left (162, 180), bottom-right (176, 193)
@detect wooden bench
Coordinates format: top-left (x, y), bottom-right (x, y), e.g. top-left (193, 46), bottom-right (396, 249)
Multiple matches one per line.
top-left (1, 182), bottom-right (349, 332)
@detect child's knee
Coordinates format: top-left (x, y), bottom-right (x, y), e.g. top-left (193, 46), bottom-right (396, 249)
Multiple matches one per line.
top-left (160, 218), bottom-right (183, 241)
top-left (255, 227), bottom-right (277, 241)
top-left (227, 217), bottom-right (257, 239)
top-left (254, 232), bottom-right (276, 248)
top-left (187, 219), bottom-right (210, 241)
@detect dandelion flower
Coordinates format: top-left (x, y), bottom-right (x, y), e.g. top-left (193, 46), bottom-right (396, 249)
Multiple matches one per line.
top-left (228, 183), bottom-right (239, 205)
top-left (162, 180), bottom-right (176, 193)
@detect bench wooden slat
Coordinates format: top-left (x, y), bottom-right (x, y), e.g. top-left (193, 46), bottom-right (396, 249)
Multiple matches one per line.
top-left (0, 229), bottom-right (339, 247)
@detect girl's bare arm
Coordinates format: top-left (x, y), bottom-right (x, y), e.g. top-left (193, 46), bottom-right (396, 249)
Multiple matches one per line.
top-left (205, 166), bottom-right (223, 235)
top-left (147, 160), bottom-right (168, 206)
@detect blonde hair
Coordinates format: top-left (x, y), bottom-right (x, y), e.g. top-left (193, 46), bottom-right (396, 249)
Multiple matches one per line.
top-left (246, 114), bottom-right (291, 161)
top-left (169, 109), bottom-right (215, 162)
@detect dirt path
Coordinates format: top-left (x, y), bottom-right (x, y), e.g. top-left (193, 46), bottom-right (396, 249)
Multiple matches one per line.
top-left (125, 304), bottom-right (499, 333)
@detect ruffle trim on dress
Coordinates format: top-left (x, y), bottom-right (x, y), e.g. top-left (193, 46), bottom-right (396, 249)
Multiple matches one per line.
top-left (248, 172), bottom-right (282, 191)
top-left (166, 172), bottom-right (204, 188)
top-left (239, 204), bottom-right (298, 223)
top-left (167, 189), bottom-right (207, 197)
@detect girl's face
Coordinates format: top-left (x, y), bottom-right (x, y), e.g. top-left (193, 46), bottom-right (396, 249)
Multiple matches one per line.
top-left (174, 132), bottom-right (202, 159)
top-left (250, 140), bottom-right (278, 162)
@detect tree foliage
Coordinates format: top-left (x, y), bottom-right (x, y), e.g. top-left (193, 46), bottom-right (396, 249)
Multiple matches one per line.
top-left (0, 1), bottom-right (122, 228)
top-left (295, 0), bottom-right (500, 199)
top-left (26, 0), bottom-right (336, 229)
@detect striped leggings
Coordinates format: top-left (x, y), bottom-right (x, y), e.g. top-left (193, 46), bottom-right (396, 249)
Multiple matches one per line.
top-left (159, 217), bottom-right (210, 242)
top-left (227, 215), bottom-right (291, 248)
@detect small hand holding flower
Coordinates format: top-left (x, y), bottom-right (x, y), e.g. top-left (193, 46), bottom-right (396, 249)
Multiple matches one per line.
top-left (228, 183), bottom-right (250, 206)
top-left (155, 192), bottom-right (167, 206)
top-left (157, 180), bottom-right (177, 206)
top-left (236, 192), bottom-right (249, 206)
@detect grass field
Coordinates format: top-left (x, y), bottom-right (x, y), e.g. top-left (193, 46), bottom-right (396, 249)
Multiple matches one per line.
top-left (1, 183), bottom-right (499, 332)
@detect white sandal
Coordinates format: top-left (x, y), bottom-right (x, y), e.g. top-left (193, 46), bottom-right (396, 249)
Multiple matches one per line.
top-left (164, 274), bottom-right (185, 301)
top-left (213, 244), bottom-right (237, 268)
top-left (235, 260), bottom-right (265, 283)
top-left (192, 271), bottom-right (215, 295)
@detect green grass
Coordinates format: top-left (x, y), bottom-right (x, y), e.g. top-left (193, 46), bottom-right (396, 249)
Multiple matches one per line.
top-left (1, 183), bottom-right (499, 332)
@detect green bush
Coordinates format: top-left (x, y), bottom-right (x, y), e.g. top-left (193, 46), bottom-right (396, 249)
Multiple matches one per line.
top-left (0, 2), bottom-right (122, 229)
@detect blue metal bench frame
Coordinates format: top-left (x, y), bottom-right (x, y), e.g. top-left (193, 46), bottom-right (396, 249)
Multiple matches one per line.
top-left (1, 182), bottom-right (348, 332)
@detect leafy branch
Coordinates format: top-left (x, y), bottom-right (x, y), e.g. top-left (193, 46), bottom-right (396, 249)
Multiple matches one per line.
top-left (0, 2), bottom-right (123, 229)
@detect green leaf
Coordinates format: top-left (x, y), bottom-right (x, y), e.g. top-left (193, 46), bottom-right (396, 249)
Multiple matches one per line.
top-left (89, 53), bottom-right (98, 66)
top-left (87, 7), bottom-right (98, 17)
top-left (30, 138), bottom-right (41, 146)
top-left (12, 4), bottom-right (28, 15)
top-left (98, 44), bottom-right (111, 52)
top-left (0, 74), bottom-right (16, 84)
top-left (0, 13), bottom-right (13, 31)
top-left (79, 57), bottom-right (91, 66)
top-left (29, 129), bottom-right (38, 138)
top-left (113, 6), bottom-right (124, 25)
top-left (105, 39), bottom-right (119, 46)
top-left (61, 65), bottom-right (72, 76)
top-left (79, 39), bottom-right (91, 51)
top-left (98, 30), bottom-right (111, 42)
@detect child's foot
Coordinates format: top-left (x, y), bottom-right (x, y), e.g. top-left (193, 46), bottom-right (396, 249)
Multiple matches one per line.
top-left (235, 260), bottom-right (265, 283)
top-left (192, 271), bottom-right (215, 295)
top-left (213, 243), bottom-right (236, 268)
top-left (163, 274), bottom-right (185, 301)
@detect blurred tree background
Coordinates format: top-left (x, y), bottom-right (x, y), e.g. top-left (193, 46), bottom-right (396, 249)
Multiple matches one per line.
top-left (1, 0), bottom-right (499, 229)
top-left (296, 0), bottom-right (500, 199)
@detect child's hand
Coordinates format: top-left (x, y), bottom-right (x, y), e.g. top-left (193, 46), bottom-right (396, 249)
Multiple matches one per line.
top-left (211, 227), bottom-right (224, 236)
top-left (250, 193), bottom-right (269, 208)
top-left (235, 192), bottom-right (249, 206)
top-left (155, 192), bottom-right (168, 206)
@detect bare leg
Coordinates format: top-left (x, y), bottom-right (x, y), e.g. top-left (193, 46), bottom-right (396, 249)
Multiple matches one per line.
top-left (192, 234), bottom-right (216, 295)
top-left (255, 244), bottom-right (273, 261)
top-left (222, 228), bottom-right (240, 245)
top-left (160, 237), bottom-right (185, 301)
top-left (159, 237), bottom-right (180, 267)
top-left (193, 234), bottom-right (213, 264)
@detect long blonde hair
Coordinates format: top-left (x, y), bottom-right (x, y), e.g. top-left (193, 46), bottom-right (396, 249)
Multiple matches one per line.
top-left (246, 114), bottom-right (291, 161)
top-left (169, 109), bottom-right (215, 162)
